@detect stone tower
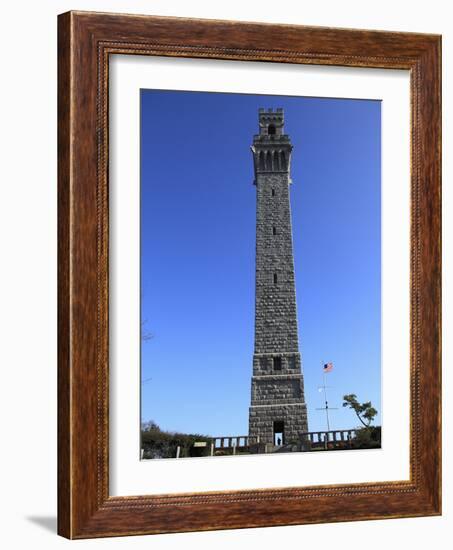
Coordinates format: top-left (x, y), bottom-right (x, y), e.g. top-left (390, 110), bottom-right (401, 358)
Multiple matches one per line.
top-left (248, 108), bottom-right (308, 446)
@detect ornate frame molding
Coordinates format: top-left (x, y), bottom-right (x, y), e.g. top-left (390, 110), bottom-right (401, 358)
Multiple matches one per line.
top-left (58, 11), bottom-right (441, 538)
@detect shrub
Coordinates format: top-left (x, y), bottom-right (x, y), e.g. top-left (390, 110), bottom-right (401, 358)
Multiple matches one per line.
top-left (141, 421), bottom-right (211, 459)
top-left (352, 426), bottom-right (381, 449)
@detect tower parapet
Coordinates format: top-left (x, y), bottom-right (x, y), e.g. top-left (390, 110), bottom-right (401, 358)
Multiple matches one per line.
top-left (251, 108), bottom-right (293, 183)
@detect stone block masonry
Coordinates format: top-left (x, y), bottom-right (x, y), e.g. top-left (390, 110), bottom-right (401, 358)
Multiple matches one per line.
top-left (248, 108), bottom-right (308, 445)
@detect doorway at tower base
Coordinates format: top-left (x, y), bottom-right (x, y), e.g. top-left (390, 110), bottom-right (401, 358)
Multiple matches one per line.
top-left (248, 402), bottom-right (308, 446)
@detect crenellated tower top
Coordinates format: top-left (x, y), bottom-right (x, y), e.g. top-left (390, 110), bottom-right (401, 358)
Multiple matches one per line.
top-left (258, 107), bottom-right (285, 136)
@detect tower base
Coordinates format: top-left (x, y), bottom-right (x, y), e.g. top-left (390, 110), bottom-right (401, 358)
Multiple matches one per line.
top-left (249, 403), bottom-right (308, 446)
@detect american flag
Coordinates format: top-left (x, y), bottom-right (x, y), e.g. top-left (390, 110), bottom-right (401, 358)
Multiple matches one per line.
top-left (323, 362), bottom-right (333, 373)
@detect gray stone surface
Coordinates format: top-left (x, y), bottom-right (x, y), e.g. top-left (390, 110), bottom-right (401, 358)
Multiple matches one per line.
top-left (248, 108), bottom-right (308, 444)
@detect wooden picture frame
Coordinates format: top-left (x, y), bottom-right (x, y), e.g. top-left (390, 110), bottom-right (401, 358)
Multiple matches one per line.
top-left (58, 10), bottom-right (441, 539)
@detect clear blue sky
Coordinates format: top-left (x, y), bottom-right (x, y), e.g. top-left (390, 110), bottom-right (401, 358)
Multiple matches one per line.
top-left (140, 89), bottom-right (381, 436)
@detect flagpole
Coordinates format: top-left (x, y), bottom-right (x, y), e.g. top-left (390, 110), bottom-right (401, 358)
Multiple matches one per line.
top-left (322, 362), bottom-right (331, 431)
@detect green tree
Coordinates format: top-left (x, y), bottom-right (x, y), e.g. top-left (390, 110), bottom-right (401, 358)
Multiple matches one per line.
top-left (342, 394), bottom-right (378, 427)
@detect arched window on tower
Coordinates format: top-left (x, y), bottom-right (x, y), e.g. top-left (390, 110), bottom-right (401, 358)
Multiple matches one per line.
top-left (259, 151), bottom-right (265, 170)
top-left (280, 151), bottom-right (286, 170)
top-left (266, 151), bottom-right (272, 170)
top-left (268, 124), bottom-right (276, 135)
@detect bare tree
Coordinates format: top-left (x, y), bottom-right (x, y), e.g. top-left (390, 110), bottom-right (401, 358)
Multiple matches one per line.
top-left (141, 319), bottom-right (154, 342)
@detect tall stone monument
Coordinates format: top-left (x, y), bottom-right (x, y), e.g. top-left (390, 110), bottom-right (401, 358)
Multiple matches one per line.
top-left (248, 108), bottom-right (308, 446)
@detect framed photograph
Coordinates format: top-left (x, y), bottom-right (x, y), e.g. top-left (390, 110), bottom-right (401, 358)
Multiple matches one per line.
top-left (58, 11), bottom-right (441, 538)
